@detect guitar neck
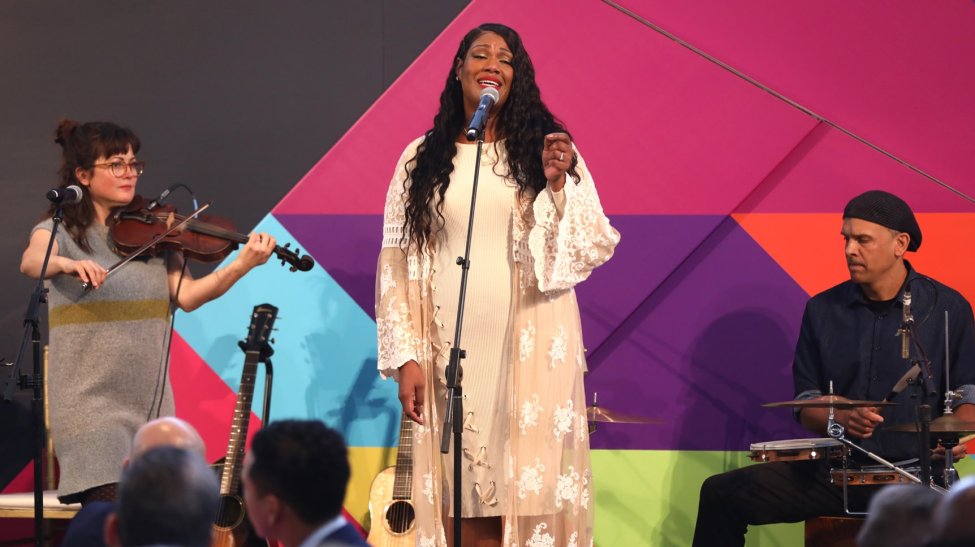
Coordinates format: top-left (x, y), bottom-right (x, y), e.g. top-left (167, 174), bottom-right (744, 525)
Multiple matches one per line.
top-left (220, 350), bottom-right (261, 495)
top-left (392, 413), bottom-right (413, 500)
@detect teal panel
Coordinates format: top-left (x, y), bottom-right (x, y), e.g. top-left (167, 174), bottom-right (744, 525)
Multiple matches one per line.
top-left (174, 214), bottom-right (399, 447)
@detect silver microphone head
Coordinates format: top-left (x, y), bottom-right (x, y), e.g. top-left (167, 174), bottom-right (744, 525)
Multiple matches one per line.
top-left (480, 86), bottom-right (500, 104)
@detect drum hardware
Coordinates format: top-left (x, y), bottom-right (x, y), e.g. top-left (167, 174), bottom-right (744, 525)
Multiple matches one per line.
top-left (762, 381), bottom-right (947, 516)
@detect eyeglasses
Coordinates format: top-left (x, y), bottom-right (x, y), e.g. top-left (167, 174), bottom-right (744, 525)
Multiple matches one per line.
top-left (91, 160), bottom-right (146, 177)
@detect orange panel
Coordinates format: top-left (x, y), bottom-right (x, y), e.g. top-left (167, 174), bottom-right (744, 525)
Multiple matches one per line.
top-left (734, 213), bottom-right (975, 306)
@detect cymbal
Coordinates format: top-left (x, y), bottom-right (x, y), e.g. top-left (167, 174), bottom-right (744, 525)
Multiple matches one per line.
top-left (586, 406), bottom-right (661, 424)
top-left (763, 395), bottom-right (896, 409)
top-left (886, 414), bottom-right (975, 435)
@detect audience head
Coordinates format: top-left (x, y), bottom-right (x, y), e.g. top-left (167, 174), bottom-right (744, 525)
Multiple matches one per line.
top-left (129, 416), bottom-right (206, 463)
top-left (106, 445), bottom-right (219, 547)
top-left (856, 484), bottom-right (940, 547)
top-left (242, 419), bottom-right (350, 540)
top-left (930, 476), bottom-right (975, 547)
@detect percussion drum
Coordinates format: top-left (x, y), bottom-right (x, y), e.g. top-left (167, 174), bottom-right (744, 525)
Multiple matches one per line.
top-left (748, 438), bottom-right (847, 463)
top-left (830, 466), bottom-right (919, 486)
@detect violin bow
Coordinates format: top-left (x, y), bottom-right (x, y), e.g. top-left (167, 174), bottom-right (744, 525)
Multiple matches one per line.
top-left (82, 202), bottom-right (212, 291)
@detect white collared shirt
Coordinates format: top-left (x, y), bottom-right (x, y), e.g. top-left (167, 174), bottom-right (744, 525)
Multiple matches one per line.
top-left (297, 515), bottom-right (349, 547)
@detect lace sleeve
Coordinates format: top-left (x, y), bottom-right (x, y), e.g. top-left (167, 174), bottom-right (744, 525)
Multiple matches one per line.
top-left (376, 140), bottom-right (425, 379)
top-left (528, 148), bottom-right (620, 293)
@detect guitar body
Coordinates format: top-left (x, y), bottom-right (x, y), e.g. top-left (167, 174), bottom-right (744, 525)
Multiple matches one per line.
top-left (212, 493), bottom-right (245, 547)
top-left (367, 414), bottom-right (416, 546)
top-left (367, 467), bottom-right (416, 546)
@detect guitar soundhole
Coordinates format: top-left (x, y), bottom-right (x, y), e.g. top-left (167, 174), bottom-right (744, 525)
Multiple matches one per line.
top-left (384, 500), bottom-right (415, 534)
top-left (214, 495), bottom-right (245, 528)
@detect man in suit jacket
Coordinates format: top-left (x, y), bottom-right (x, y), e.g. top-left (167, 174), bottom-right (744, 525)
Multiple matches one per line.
top-left (242, 419), bottom-right (369, 547)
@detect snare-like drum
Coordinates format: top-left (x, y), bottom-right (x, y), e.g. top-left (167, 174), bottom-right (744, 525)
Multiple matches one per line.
top-left (748, 438), bottom-right (847, 463)
top-left (830, 466), bottom-right (918, 486)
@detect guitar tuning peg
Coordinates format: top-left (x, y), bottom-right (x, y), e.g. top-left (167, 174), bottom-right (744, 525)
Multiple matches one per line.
top-left (284, 242), bottom-right (292, 249)
top-left (270, 338), bottom-right (276, 344)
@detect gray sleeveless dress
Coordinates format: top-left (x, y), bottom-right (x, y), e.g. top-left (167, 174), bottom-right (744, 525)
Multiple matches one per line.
top-left (33, 219), bottom-right (174, 502)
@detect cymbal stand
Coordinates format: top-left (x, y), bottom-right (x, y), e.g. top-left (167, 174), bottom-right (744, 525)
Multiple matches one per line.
top-left (940, 311), bottom-right (962, 487)
top-left (941, 434), bottom-right (960, 488)
top-left (589, 392), bottom-right (599, 435)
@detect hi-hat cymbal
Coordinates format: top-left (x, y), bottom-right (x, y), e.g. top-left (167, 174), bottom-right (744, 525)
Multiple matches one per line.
top-left (886, 414), bottom-right (975, 435)
top-left (586, 406), bottom-right (661, 424)
top-left (763, 395), bottom-right (896, 409)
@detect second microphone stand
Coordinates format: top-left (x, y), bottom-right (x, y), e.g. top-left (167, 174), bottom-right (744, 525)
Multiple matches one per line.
top-left (2, 205), bottom-right (67, 547)
top-left (440, 135), bottom-right (487, 547)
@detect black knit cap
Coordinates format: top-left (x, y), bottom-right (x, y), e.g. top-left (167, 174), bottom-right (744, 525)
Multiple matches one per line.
top-left (843, 190), bottom-right (922, 251)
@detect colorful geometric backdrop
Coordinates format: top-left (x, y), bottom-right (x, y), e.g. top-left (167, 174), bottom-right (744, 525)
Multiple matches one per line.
top-left (7, 1), bottom-right (972, 545)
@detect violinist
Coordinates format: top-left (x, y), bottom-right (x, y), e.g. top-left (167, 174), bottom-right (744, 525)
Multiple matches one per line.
top-left (19, 119), bottom-right (276, 505)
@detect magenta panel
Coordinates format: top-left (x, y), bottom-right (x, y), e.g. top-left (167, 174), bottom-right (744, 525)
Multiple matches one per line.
top-left (735, 124), bottom-right (975, 213)
top-left (274, 0), bottom-right (818, 216)
top-left (617, 0), bottom-right (975, 192)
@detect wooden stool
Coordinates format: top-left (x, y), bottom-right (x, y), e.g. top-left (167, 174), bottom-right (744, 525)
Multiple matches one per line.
top-left (805, 516), bottom-right (864, 547)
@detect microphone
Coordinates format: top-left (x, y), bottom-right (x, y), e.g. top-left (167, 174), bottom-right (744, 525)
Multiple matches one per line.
top-left (146, 183), bottom-right (198, 211)
top-left (884, 363), bottom-right (921, 403)
top-left (145, 184), bottom-right (176, 210)
top-left (901, 287), bottom-right (912, 359)
top-left (465, 87), bottom-right (500, 141)
top-left (46, 185), bottom-right (83, 205)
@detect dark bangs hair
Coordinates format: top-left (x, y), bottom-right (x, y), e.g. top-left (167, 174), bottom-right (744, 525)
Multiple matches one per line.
top-left (50, 119), bottom-right (141, 252)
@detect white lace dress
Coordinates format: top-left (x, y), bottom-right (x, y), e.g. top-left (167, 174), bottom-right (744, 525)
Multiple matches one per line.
top-left (376, 136), bottom-right (619, 547)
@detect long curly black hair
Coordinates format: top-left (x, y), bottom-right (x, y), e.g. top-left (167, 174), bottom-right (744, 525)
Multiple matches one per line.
top-left (49, 119), bottom-right (141, 253)
top-left (403, 23), bottom-right (578, 251)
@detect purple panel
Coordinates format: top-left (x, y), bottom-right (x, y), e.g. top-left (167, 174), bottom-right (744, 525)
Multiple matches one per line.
top-left (276, 213), bottom-right (381, 318)
top-left (586, 217), bottom-right (811, 451)
top-left (279, 213), bottom-right (725, 331)
top-left (576, 215), bottom-right (724, 357)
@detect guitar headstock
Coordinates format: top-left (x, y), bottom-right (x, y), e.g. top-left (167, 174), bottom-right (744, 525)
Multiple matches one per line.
top-left (238, 303), bottom-right (278, 360)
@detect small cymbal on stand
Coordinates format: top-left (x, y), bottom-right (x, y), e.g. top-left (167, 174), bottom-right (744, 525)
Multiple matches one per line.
top-left (886, 414), bottom-right (975, 435)
top-left (585, 406), bottom-right (661, 424)
top-left (763, 396), bottom-right (896, 410)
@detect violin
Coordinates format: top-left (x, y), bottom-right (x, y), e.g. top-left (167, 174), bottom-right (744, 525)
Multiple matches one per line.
top-left (108, 195), bottom-right (314, 272)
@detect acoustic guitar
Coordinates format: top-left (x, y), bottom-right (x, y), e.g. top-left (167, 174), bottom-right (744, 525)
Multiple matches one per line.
top-left (367, 413), bottom-right (416, 546)
top-left (212, 303), bottom-right (278, 547)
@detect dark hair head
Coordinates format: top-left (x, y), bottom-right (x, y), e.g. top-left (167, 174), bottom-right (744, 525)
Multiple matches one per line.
top-left (50, 119), bottom-right (141, 252)
top-left (116, 445), bottom-right (219, 547)
top-left (247, 419), bottom-right (350, 525)
top-left (402, 23), bottom-right (576, 251)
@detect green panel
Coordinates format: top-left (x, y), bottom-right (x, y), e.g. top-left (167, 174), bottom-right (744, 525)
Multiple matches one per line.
top-left (592, 449), bottom-right (802, 546)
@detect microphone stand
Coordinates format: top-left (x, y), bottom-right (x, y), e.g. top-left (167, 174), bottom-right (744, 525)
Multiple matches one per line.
top-left (900, 288), bottom-right (938, 488)
top-left (440, 132), bottom-right (486, 547)
top-left (1, 206), bottom-right (66, 547)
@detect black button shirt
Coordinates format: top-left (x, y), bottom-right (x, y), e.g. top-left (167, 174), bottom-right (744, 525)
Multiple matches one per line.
top-left (793, 262), bottom-right (975, 461)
